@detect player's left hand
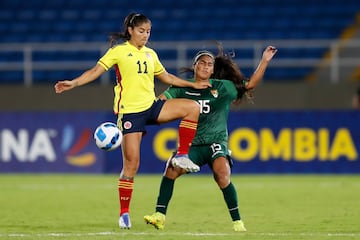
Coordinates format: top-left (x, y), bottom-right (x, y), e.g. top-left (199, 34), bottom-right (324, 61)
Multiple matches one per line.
top-left (263, 46), bottom-right (278, 62)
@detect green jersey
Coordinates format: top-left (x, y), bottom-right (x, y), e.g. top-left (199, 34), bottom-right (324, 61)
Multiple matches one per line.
top-left (164, 79), bottom-right (238, 146)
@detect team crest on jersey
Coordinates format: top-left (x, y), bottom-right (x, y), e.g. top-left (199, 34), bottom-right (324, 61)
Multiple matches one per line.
top-left (145, 52), bottom-right (151, 59)
top-left (124, 121), bottom-right (132, 130)
top-left (210, 89), bottom-right (218, 98)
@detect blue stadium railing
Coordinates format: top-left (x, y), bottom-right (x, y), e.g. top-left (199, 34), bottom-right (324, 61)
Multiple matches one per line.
top-left (1, 39), bottom-right (360, 85)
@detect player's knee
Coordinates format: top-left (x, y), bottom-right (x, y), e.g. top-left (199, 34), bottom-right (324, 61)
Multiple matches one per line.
top-left (122, 156), bottom-right (139, 173)
top-left (214, 172), bottom-right (230, 188)
top-left (185, 100), bottom-right (200, 117)
top-left (164, 166), bottom-right (183, 179)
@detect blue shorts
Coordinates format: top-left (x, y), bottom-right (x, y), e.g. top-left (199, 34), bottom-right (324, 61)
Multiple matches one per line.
top-left (117, 100), bottom-right (166, 135)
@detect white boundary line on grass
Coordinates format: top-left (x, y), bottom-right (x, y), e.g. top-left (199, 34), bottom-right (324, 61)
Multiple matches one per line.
top-left (1, 232), bottom-right (360, 238)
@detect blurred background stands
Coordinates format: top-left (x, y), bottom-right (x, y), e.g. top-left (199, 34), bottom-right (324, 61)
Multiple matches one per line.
top-left (0, 0), bottom-right (360, 109)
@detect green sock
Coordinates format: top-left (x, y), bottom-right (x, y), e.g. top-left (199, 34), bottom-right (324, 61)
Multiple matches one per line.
top-left (221, 182), bottom-right (241, 221)
top-left (155, 176), bottom-right (175, 215)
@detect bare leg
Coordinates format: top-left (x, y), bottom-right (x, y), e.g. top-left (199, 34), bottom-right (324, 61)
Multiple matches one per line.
top-left (118, 132), bottom-right (142, 229)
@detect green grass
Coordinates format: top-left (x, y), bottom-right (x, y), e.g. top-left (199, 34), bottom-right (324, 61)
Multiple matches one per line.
top-left (0, 174), bottom-right (359, 240)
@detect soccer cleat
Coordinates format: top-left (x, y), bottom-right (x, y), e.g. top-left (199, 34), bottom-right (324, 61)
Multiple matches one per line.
top-left (171, 154), bottom-right (200, 173)
top-left (144, 212), bottom-right (166, 230)
top-left (119, 213), bottom-right (131, 229)
top-left (233, 220), bottom-right (247, 232)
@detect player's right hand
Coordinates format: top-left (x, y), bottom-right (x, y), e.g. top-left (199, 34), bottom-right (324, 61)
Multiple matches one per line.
top-left (54, 80), bottom-right (77, 93)
top-left (193, 81), bottom-right (212, 89)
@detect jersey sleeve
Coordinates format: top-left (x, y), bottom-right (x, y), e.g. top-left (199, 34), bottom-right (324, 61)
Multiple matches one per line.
top-left (163, 86), bottom-right (182, 99)
top-left (222, 80), bottom-right (238, 100)
top-left (152, 51), bottom-right (166, 76)
top-left (97, 48), bottom-right (116, 71)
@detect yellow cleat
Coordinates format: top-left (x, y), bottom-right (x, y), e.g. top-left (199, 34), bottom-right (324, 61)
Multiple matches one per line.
top-left (144, 212), bottom-right (166, 230)
top-left (233, 220), bottom-right (247, 232)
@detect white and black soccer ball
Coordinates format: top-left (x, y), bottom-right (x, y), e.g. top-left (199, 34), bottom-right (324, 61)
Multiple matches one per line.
top-left (94, 122), bottom-right (122, 151)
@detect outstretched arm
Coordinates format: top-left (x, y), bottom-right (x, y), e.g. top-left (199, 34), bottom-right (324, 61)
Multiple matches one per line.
top-left (156, 71), bottom-right (211, 89)
top-left (54, 64), bottom-right (106, 93)
top-left (246, 46), bottom-right (277, 90)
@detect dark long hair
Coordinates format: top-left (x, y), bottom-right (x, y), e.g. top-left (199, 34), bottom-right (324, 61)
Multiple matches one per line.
top-left (109, 13), bottom-right (151, 47)
top-left (181, 42), bottom-right (252, 103)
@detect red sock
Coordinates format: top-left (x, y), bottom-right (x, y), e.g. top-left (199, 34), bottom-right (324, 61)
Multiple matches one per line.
top-left (118, 179), bottom-right (134, 215)
top-left (177, 119), bottom-right (198, 155)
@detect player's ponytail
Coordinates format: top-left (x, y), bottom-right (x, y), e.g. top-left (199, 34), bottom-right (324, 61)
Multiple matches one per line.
top-left (211, 43), bottom-right (252, 103)
top-left (109, 13), bottom-right (151, 47)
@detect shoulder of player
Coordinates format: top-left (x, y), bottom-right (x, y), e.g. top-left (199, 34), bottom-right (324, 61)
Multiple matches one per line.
top-left (142, 44), bottom-right (155, 51)
top-left (106, 42), bottom-right (128, 54)
top-left (110, 41), bottom-right (127, 49)
top-left (108, 43), bottom-right (158, 59)
top-left (211, 79), bottom-right (237, 97)
top-left (146, 49), bottom-right (160, 59)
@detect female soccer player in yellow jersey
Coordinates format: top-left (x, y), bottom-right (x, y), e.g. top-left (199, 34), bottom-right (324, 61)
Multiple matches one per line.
top-left (54, 13), bottom-right (211, 229)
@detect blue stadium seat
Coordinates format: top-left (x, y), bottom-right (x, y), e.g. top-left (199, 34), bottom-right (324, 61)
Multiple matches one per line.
top-left (0, 0), bottom-right (359, 82)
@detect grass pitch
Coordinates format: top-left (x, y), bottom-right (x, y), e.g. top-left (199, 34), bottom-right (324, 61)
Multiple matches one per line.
top-left (0, 174), bottom-right (359, 240)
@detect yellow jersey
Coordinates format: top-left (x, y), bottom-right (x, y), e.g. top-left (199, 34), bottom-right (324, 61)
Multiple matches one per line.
top-left (98, 41), bottom-right (165, 114)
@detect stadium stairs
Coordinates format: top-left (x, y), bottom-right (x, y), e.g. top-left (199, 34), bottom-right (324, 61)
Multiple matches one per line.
top-left (306, 13), bottom-right (360, 83)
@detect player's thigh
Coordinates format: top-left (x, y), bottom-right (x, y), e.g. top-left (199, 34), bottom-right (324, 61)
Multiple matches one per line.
top-left (121, 132), bottom-right (142, 162)
top-left (188, 145), bottom-right (211, 167)
top-left (212, 156), bottom-right (231, 176)
top-left (208, 143), bottom-right (232, 175)
top-left (157, 98), bottom-right (199, 123)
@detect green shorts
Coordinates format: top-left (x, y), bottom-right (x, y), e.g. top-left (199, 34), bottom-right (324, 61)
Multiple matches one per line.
top-left (188, 143), bottom-right (233, 169)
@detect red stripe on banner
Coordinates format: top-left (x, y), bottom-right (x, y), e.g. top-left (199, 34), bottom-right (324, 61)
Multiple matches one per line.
top-left (67, 128), bottom-right (92, 155)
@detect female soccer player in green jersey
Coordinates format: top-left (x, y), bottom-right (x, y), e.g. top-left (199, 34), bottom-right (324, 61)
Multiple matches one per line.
top-left (54, 13), bottom-right (211, 229)
top-left (144, 44), bottom-right (277, 231)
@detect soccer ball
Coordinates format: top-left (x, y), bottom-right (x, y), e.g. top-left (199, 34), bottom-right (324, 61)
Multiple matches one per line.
top-left (93, 122), bottom-right (122, 151)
